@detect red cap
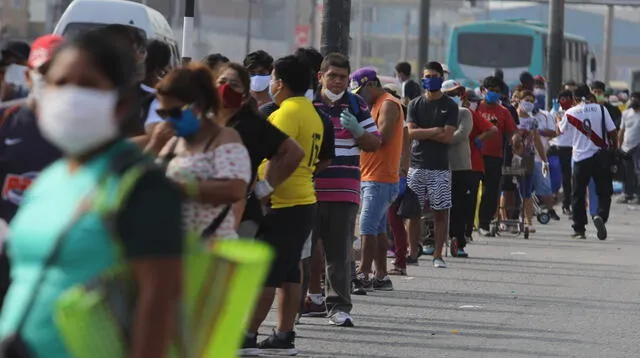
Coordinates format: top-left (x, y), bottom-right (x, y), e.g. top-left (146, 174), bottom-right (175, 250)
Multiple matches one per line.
top-left (28, 35), bottom-right (64, 69)
top-left (534, 75), bottom-right (546, 83)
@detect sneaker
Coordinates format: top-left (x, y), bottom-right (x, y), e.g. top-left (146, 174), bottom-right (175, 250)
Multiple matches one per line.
top-left (386, 250), bottom-right (396, 258)
top-left (593, 216), bottom-right (607, 240)
top-left (239, 334), bottom-right (261, 357)
top-left (351, 278), bottom-right (368, 295)
top-left (479, 228), bottom-right (492, 237)
top-left (258, 330), bottom-right (297, 356)
top-left (562, 207), bottom-right (572, 216)
top-left (571, 231), bottom-right (586, 240)
top-left (548, 209), bottom-right (560, 221)
top-left (433, 257), bottom-right (447, 268)
top-left (329, 311), bottom-right (354, 327)
top-left (301, 296), bottom-right (327, 317)
top-left (356, 274), bottom-right (374, 292)
top-left (406, 256), bottom-right (420, 266)
top-left (423, 246), bottom-right (435, 255)
top-left (373, 276), bottom-right (393, 291)
top-left (456, 249), bottom-right (469, 258)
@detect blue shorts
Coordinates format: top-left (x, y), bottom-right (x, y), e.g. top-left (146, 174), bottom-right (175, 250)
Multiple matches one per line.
top-left (360, 181), bottom-right (399, 236)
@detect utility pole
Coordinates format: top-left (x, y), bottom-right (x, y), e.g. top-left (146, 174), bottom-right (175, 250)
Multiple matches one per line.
top-left (320, 0), bottom-right (351, 56)
top-left (602, 5), bottom-right (614, 84)
top-left (354, 0), bottom-right (364, 69)
top-left (546, 0), bottom-right (564, 109)
top-left (245, 0), bottom-right (254, 57)
top-left (417, 0), bottom-right (430, 73)
top-left (309, 0), bottom-right (317, 48)
top-left (401, 10), bottom-right (410, 61)
top-left (181, 0), bottom-right (195, 64)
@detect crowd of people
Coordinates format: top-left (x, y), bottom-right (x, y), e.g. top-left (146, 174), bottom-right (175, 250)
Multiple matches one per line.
top-left (0, 25), bottom-right (635, 357)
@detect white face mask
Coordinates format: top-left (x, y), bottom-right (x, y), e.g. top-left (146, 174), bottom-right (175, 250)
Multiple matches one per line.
top-left (250, 75), bottom-right (271, 92)
top-left (29, 70), bottom-right (46, 102)
top-left (322, 87), bottom-right (345, 102)
top-left (304, 89), bottom-right (314, 101)
top-left (533, 88), bottom-right (545, 96)
top-left (519, 100), bottom-right (535, 114)
top-left (38, 86), bottom-right (119, 156)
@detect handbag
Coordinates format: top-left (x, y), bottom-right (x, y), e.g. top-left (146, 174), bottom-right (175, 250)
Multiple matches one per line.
top-left (396, 185), bottom-right (421, 219)
top-left (0, 192), bottom-right (95, 358)
top-left (596, 104), bottom-right (619, 174)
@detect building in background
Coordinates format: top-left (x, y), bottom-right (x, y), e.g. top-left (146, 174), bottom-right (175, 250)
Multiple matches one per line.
top-left (1, 0), bottom-right (30, 39)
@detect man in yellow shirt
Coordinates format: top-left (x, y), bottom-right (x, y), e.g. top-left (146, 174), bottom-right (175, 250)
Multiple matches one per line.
top-left (242, 55), bottom-right (324, 356)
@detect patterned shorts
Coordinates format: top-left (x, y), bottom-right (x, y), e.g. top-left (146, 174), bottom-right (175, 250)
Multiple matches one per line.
top-left (407, 168), bottom-right (452, 211)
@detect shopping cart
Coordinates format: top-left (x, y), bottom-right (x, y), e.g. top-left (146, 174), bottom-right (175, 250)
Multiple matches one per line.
top-left (490, 166), bottom-right (530, 239)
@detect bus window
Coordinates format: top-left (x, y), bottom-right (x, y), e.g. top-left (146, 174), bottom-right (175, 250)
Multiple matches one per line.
top-left (457, 33), bottom-right (533, 68)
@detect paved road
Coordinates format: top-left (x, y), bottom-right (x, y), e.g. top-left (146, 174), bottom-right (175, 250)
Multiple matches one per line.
top-left (262, 200), bottom-right (640, 358)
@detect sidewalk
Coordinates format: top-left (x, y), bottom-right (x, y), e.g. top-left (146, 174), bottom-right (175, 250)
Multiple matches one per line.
top-left (263, 200), bottom-right (640, 357)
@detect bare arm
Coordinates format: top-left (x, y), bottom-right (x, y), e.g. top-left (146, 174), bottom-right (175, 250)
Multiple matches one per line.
top-left (263, 138), bottom-right (305, 187)
top-left (407, 122), bottom-right (444, 140)
top-left (533, 131), bottom-right (548, 162)
top-left (376, 101), bottom-right (401, 145)
top-left (432, 125), bottom-right (458, 144)
top-left (130, 258), bottom-right (181, 358)
top-left (477, 126), bottom-right (498, 141)
top-left (400, 126), bottom-right (411, 175)
top-left (356, 131), bottom-right (381, 152)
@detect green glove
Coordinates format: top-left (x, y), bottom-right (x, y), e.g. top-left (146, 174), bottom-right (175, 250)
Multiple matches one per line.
top-left (340, 110), bottom-right (365, 138)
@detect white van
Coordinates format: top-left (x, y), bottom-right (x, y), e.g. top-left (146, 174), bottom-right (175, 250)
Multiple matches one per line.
top-left (53, 0), bottom-right (180, 66)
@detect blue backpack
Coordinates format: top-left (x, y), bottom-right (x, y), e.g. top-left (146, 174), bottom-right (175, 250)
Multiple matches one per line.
top-left (347, 92), bottom-right (361, 116)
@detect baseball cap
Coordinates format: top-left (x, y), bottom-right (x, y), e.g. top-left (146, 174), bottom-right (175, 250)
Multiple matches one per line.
top-left (383, 83), bottom-right (401, 97)
top-left (28, 35), bottom-right (64, 69)
top-left (350, 67), bottom-right (379, 94)
top-left (1, 40), bottom-right (30, 63)
top-left (442, 79), bottom-right (462, 93)
top-left (442, 63), bottom-right (450, 74)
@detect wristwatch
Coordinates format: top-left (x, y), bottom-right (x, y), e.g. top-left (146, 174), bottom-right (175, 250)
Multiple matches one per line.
top-left (254, 180), bottom-right (274, 199)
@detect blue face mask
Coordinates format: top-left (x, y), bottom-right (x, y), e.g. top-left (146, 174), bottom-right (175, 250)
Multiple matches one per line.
top-left (451, 96), bottom-right (462, 106)
top-left (168, 107), bottom-right (201, 138)
top-left (485, 91), bottom-right (500, 104)
top-left (421, 77), bottom-right (443, 92)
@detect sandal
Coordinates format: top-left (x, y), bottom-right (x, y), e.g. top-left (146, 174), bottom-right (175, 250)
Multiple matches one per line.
top-left (388, 267), bottom-right (407, 276)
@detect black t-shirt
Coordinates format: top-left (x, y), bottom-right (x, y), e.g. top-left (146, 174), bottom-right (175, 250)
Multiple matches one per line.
top-left (0, 105), bottom-right (62, 222)
top-left (117, 168), bottom-right (183, 258)
top-left (228, 106), bottom-right (288, 222)
top-left (121, 85), bottom-right (148, 137)
top-left (604, 102), bottom-right (622, 129)
top-left (407, 95), bottom-right (459, 170)
top-left (404, 79), bottom-right (422, 101)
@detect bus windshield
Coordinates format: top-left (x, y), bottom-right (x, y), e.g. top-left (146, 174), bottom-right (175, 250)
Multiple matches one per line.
top-left (62, 22), bottom-right (147, 41)
top-left (457, 33), bottom-right (533, 68)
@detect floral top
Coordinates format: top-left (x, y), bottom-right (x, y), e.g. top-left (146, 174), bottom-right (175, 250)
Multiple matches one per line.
top-left (166, 142), bottom-right (251, 239)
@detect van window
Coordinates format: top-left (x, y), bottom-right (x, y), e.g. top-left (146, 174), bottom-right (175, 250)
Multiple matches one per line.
top-left (62, 22), bottom-right (147, 41)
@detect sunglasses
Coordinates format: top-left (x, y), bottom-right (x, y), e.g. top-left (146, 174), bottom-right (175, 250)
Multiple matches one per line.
top-left (156, 105), bottom-right (189, 119)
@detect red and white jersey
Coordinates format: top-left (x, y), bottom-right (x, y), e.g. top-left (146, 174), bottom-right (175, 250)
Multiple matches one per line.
top-left (559, 103), bottom-right (616, 162)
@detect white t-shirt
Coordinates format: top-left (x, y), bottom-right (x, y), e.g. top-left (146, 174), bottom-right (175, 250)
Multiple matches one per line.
top-left (549, 108), bottom-right (572, 147)
top-left (533, 110), bottom-right (555, 162)
top-left (560, 103), bottom-right (616, 162)
top-left (140, 83), bottom-right (163, 129)
top-left (620, 108), bottom-right (640, 153)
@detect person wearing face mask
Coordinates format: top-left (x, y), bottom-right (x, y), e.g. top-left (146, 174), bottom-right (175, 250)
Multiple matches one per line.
top-left (146, 63), bottom-right (251, 241)
top-left (462, 89), bottom-right (497, 242)
top-left (476, 76), bottom-right (517, 236)
top-left (244, 50), bottom-right (274, 108)
top-left (404, 61), bottom-right (458, 269)
top-left (242, 55), bottom-right (324, 356)
top-left (617, 92), bottom-right (640, 205)
top-left (0, 30), bottom-right (183, 358)
top-left (0, 35), bottom-right (64, 312)
top-left (215, 62), bottom-right (307, 238)
top-left (511, 90), bottom-right (550, 234)
top-left (140, 40), bottom-right (172, 133)
top-left (394, 61), bottom-right (422, 106)
top-left (309, 53), bottom-right (380, 326)
top-left (590, 80), bottom-right (622, 130)
top-left (548, 90), bottom-right (577, 215)
top-left (442, 80), bottom-right (474, 257)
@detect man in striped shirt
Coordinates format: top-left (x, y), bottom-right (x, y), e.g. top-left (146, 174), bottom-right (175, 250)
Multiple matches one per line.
top-left (308, 53), bottom-right (380, 327)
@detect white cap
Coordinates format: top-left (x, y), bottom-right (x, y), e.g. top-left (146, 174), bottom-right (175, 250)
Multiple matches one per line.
top-left (442, 79), bottom-right (462, 93)
top-left (442, 64), bottom-right (450, 74)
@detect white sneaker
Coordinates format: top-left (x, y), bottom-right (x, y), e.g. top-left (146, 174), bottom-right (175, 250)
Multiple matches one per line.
top-left (433, 257), bottom-right (447, 268)
top-left (328, 311), bottom-right (354, 327)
